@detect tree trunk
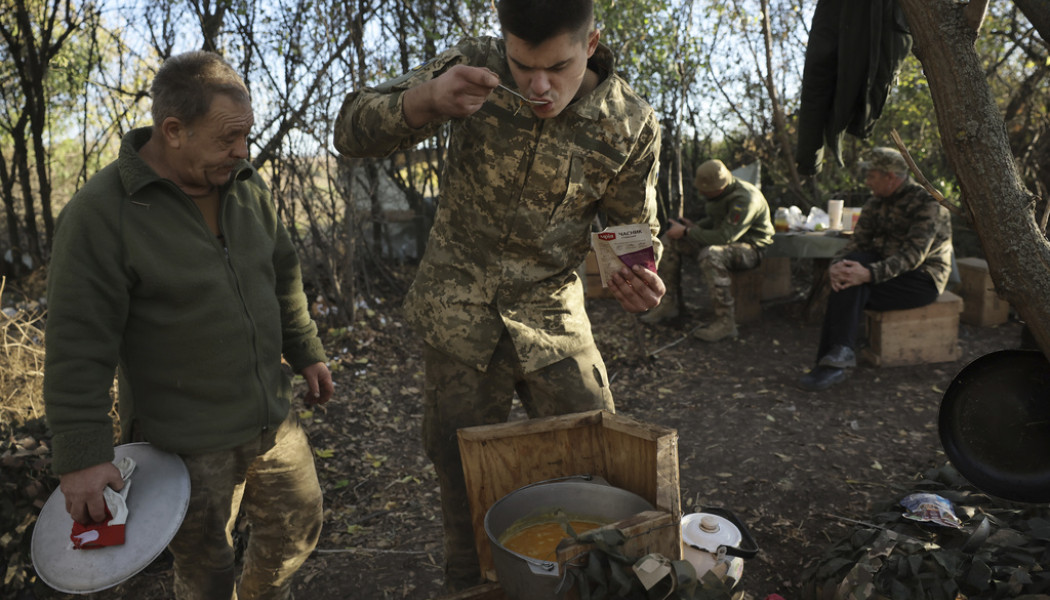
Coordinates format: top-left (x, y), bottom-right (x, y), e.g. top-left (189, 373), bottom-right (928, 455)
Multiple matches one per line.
top-left (898, 0), bottom-right (1050, 357)
top-left (760, 0), bottom-right (804, 203)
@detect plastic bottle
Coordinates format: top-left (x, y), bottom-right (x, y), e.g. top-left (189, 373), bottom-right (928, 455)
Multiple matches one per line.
top-left (774, 207), bottom-right (790, 232)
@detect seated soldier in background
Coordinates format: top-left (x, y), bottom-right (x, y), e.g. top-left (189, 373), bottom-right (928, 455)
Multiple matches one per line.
top-left (798, 146), bottom-right (953, 391)
top-left (641, 159), bottom-right (774, 342)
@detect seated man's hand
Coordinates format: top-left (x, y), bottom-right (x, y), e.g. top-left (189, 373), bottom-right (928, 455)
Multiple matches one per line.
top-left (609, 264), bottom-right (666, 312)
top-left (829, 259), bottom-right (872, 291)
top-left (665, 218), bottom-right (693, 240)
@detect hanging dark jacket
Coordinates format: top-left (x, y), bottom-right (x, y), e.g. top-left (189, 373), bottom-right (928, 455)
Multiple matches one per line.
top-left (795, 0), bottom-right (913, 175)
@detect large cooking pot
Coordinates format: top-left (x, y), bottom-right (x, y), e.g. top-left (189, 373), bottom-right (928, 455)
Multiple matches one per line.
top-left (938, 349), bottom-right (1050, 503)
top-left (484, 475), bottom-right (654, 600)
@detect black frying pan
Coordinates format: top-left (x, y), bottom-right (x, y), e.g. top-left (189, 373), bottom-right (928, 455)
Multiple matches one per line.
top-left (938, 349), bottom-right (1050, 503)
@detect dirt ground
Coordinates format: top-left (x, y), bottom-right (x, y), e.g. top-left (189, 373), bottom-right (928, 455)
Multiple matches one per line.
top-left (14, 262), bottom-right (1026, 600)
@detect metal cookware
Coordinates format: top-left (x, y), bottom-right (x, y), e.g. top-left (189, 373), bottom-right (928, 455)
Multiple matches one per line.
top-left (484, 475), bottom-right (653, 600)
top-left (680, 507), bottom-right (758, 583)
top-left (938, 349), bottom-right (1050, 503)
top-left (32, 442), bottom-right (190, 594)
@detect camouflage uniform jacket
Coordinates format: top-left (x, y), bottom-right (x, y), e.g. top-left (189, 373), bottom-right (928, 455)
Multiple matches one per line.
top-left (688, 177), bottom-right (774, 249)
top-left (834, 179), bottom-right (953, 292)
top-left (334, 37), bottom-right (662, 372)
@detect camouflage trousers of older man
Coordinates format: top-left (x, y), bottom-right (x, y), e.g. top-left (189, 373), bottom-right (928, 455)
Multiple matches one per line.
top-left (166, 410), bottom-right (324, 600)
top-left (422, 330), bottom-right (615, 592)
top-left (641, 236), bottom-right (762, 341)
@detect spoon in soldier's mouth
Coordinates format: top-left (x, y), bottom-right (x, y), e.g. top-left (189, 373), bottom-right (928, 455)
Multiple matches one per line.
top-left (496, 83), bottom-right (547, 106)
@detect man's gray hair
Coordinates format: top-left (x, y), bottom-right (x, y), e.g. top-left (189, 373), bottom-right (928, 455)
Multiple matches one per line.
top-left (150, 51), bottom-right (250, 127)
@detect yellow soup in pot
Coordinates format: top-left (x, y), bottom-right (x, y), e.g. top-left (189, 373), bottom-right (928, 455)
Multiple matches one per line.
top-left (500, 520), bottom-right (604, 561)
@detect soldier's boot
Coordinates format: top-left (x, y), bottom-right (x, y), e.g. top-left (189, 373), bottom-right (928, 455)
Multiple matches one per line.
top-left (693, 285), bottom-right (737, 342)
top-left (639, 249), bottom-right (681, 325)
top-left (692, 310), bottom-right (737, 342)
top-left (639, 294), bottom-right (679, 324)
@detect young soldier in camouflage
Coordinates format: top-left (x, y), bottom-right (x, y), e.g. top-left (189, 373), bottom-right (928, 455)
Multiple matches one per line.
top-left (334, 0), bottom-right (665, 591)
top-left (45, 51), bottom-right (333, 599)
top-left (640, 159), bottom-right (774, 341)
top-left (798, 147), bottom-right (953, 391)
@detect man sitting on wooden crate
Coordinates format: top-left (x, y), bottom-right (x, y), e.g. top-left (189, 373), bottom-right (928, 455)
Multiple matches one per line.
top-left (798, 147), bottom-right (953, 391)
top-left (639, 159), bottom-right (774, 342)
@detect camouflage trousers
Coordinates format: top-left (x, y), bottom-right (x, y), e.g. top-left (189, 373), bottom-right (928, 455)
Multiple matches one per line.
top-left (422, 330), bottom-right (615, 591)
top-left (661, 237), bottom-right (763, 314)
top-left (167, 410), bottom-right (323, 600)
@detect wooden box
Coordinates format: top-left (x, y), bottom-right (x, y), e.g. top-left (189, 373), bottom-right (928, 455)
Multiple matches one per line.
top-left (457, 410), bottom-right (681, 584)
top-left (760, 256), bottom-right (792, 300)
top-left (861, 291), bottom-right (963, 367)
top-left (730, 268), bottom-right (762, 323)
top-left (581, 250), bottom-right (613, 299)
top-left (956, 257), bottom-right (1010, 326)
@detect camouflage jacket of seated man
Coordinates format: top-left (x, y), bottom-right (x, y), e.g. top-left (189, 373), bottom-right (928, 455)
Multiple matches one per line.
top-left (835, 179), bottom-right (952, 292)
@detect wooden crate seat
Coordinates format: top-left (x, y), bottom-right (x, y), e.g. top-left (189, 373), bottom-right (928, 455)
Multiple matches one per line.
top-left (760, 256), bottom-right (793, 301)
top-left (860, 291), bottom-right (963, 367)
top-left (729, 267), bottom-right (763, 324)
top-left (956, 257), bottom-right (1010, 326)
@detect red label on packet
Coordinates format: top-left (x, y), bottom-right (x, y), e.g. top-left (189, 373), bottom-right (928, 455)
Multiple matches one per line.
top-left (590, 224), bottom-right (656, 287)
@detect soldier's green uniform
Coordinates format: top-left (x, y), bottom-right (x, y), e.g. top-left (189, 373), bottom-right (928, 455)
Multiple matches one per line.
top-left (642, 175), bottom-right (773, 340)
top-left (334, 36), bottom-right (661, 588)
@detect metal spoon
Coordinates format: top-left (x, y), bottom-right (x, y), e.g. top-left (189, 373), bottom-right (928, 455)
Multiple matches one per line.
top-left (497, 83), bottom-right (546, 106)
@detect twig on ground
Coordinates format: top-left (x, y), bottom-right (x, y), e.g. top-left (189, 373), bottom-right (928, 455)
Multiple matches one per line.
top-left (314, 547), bottom-right (430, 555)
top-left (345, 509), bottom-right (389, 527)
top-left (823, 514), bottom-right (925, 541)
top-left (647, 332), bottom-right (692, 358)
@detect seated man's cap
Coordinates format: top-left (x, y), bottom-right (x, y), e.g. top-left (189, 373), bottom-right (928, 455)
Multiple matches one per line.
top-left (858, 147), bottom-right (908, 174)
top-left (695, 159), bottom-right (732, 194)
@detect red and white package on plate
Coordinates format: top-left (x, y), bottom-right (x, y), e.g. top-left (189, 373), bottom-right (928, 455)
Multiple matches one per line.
top-left (70, 456), bottom-right (136, 549)
top-left (590, 224), bottom-right (657, 288)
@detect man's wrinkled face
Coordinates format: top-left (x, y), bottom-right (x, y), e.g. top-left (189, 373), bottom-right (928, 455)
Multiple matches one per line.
top-left (175, 93), bottom-right (254, 190)
top-left (503, 28), bottom-right (599, 119)
top-left (865, 169), bottom-right (900, 198)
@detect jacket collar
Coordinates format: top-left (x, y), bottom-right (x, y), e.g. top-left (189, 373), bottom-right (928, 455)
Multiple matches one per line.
top-left (569, 43), bottom-right (617, 122)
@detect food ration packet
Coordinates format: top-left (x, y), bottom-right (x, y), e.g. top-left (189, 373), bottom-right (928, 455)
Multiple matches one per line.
top-left (591, 224), bottom-right (657, 287)
top-left (900, 492), bottom-right (963, 529)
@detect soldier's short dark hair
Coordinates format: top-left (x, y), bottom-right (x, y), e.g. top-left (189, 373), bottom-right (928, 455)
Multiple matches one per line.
top-left (497, 0), bottom-right (594, 46)
top-left (150, 51), bottom-right (250, 127)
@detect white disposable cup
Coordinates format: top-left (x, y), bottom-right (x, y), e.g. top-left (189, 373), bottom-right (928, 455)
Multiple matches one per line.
top-left (828, 199), bottom-right (844, 231)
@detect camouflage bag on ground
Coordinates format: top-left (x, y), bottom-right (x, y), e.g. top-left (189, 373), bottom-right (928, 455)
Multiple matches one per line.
top-left (799, 464), bottom-right (1050, 599)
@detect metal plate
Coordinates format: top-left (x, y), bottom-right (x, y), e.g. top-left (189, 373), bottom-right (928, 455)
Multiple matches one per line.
top-left (32, 442), bottom-right (190, 594)
top-left (938, 349), bottom-right (1050, 503)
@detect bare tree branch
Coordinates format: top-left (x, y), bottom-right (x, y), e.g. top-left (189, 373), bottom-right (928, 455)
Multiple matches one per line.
top-left (889, 129), bottom-right (965, 219)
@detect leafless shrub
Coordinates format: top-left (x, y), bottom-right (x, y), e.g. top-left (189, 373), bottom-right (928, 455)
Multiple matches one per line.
top-left (0, 276), bottom-right (46, 430)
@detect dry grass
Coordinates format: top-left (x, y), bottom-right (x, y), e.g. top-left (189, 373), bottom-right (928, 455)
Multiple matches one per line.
top-left (0, 276), bottom-right (46, 430)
